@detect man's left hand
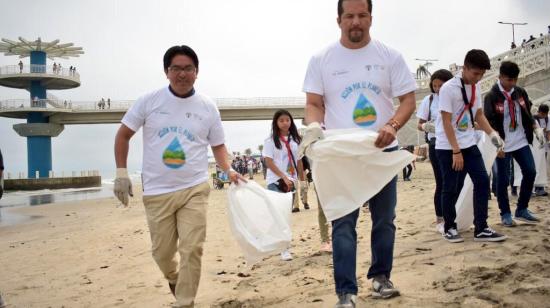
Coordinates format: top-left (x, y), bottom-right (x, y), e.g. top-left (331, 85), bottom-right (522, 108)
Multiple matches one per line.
top-left (228, 170), bottom-right (246, 184)
top-left (375, 124), bottom-right (397, 148)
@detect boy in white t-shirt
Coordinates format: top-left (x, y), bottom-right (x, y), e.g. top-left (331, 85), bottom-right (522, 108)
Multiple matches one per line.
top-left (435, 49), bottom-right (507, 243)
top-left (113, 45), bottom-right (244, 308)
top-left (301, 0), bottom-right (417, 304)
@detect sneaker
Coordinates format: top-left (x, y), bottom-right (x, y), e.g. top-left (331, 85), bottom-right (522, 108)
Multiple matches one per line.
top-left (292, 207), bottom-right (300, 213)
top-left (435, 222), bottom-right (445, 235)
top-left (281, 250), bottom-right (293, 261)
top-left (443, 228), bottom-right (464, 243)
top-left (501, 213), bottom-right (516, 227)
top-left (168, 282), bottom-right (176, 297)
top-left (515, 209), bottom-right (540, 224)
top-left (372, 275), bottom-right (400, 299)
top-left (535, 189), bottom-right (549, 196)
top-left (474, 228), bottom-right (507, 242)
top-left (304, 203), bottom-right (310, 210)
top-left (334, 293), bottom-right (356, 308)
top-left (320, 241), bottom-right (332, 253)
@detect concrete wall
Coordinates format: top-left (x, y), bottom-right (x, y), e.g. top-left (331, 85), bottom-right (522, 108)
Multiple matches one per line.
top-left (4, 176), bottom-right (101, 191)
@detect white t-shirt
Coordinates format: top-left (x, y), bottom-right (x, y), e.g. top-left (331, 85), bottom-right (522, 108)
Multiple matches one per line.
top-left (435, 73), bottom-right (483, 150)
top-left (263, 135), bottom-right (299, 185)
top-left (416, 93), bottom-right (439, 140)
top-left (302, 40), bottom-right (417, 148)
top-left (498, 81), bottom-right (528, 152)
top-left (122, 87), bottom-right (225, 196)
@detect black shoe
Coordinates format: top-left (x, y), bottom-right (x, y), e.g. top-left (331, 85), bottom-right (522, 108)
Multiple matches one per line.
top-left (169, 282), bottom-right (176, 297)
top-left (511, 187), bottom-right (518, 196)
top-left (304, 203), bottom-right (310, 210)
top-left (474, 228), bottom-right (507, 242)
top-left (292, 208), bottom-right (300, 213)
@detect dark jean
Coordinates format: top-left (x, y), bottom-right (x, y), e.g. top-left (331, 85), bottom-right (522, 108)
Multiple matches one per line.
top-left (495, 145), bottom-right (536, 215)
top-left (332, 147), bottom-right (397, 296)
top-left (402, 165), bottom-right (412, 179)
top-left (436, 145), bottom-right (489, 233)
top-left (428, 140), bottom-right (444, 217)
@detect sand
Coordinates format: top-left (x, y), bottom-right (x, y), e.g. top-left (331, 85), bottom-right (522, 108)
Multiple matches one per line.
top-left (1, 162), bottom-right (549, 307)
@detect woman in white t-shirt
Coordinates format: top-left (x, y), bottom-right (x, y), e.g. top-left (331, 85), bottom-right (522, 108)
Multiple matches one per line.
top-left (416, 69), bottom-right (454, 234)
top-left (263, 109), bottom-right (305, 261)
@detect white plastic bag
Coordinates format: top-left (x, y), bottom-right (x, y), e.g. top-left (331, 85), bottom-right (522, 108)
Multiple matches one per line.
top-left (513, 140), bottom-right (548, 187)
top-left (226, 180), bottom-right (292, 264)
top-left (306, 128), bottom-right (414, 221)
top-left (455, 133), bottom-right (497, 231)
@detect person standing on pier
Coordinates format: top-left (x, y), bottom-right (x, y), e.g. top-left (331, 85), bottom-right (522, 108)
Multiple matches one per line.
top-left (113, 45), bottom-right (244, 308)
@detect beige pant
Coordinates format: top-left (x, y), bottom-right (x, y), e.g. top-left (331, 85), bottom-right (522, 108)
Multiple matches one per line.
top-left (142, 182), bottom-right (210, 308)
top-left (313, 185), bottom-right (330, 243)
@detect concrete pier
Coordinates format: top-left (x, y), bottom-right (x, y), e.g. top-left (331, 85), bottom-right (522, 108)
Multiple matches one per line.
top-left (4, 176), bottom-right (101, 191)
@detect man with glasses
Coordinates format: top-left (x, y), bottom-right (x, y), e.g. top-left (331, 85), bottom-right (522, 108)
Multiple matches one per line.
top-left (114, 45), bottom-right (243, 308)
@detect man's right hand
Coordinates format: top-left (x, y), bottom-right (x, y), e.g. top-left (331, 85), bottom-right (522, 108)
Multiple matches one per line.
top-left (298, 122), bottom-right (324, 158)
top-left (114, 168), bottom-right (133, 206)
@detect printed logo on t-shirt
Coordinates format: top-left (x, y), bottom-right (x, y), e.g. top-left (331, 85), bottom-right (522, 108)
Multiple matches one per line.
top-left (457, 112), bottom-right (470, 132)
top-left (341, 81), bottom-right (382, 128)
top-left (353, 93), bottom-right (377, 127)
top-left (162, 137), bottom-right (186, 169)
top-left (158, 126), bottom-right (197, 169)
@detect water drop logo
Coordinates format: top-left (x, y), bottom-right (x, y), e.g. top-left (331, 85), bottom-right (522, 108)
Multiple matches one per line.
top-left (457, 114), bottom-right (469, 132)
top-left (353, 93), bottom-right (377, 127)
top-left (162, 137), bottom-right (186, 169)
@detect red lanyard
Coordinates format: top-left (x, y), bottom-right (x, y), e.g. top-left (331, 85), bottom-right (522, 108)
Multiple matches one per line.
top-left (456, 83), bottom-right (476, 127)
top-left (502, 90), bottom-right (517, 129)
top-left (280, 135), bottom-right (296, 176)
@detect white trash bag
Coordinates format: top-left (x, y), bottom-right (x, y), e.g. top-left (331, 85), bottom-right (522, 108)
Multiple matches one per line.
top-left (227, 180), bottom-right (292, 265)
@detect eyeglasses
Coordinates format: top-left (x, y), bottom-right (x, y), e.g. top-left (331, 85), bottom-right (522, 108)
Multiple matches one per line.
top-left (168, 65), bottom-right (196, 74)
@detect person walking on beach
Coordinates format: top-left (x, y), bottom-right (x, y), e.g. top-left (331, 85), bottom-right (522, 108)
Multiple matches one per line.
top-left (114, 45), bottom-right (244, 308)
top-left (435, 49), bottom-right (507, 243)
top-left (0, 149), bottom-right (4, 200)
top-left (484, 61), bottom-right (543, 226)
top-left (400, 145), bottom-right (415, 181)
top-left (533, 104), bottom-right (549, 196)
top-left (301, 0), bottom-right (417, 305)
top-left (417, 69), bottom-right (455, 234)
top-left (263, 109), bottom-right (305, 260)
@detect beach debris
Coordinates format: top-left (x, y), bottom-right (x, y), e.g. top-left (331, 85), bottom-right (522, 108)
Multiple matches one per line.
top-left (100, 265), bottom-right (109, 269)
top-left (217, 270), bottom-right (227, 275)
top-left (237, 272), bottom-right (250, 278)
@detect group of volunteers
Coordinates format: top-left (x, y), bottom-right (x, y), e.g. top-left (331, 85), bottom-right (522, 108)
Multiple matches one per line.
top-left (111, 0), bottom-right (549, 307)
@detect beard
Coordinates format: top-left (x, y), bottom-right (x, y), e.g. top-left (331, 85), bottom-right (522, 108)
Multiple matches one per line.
top-left (348, 29), bottom-right (364, 43)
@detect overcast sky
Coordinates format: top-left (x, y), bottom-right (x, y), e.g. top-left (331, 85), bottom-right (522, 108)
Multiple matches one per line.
top-left (1, 0), bottom-right (549, 177)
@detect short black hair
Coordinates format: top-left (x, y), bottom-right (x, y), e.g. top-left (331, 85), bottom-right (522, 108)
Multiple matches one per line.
top-left (338, 0), bottom-right (372, 18)
top-left (163, 45), bottom-right (199, 72)
top-left (429, 69), bottom-right (454, 93)
top-left (464, 49), bottom-right (491, 70)
top-left (538, 103), bottom-right (549, 113)
top-left (499, 61), bottom-right (520, 78)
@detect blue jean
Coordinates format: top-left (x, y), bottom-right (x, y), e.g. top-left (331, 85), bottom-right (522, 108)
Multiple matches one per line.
top-left (428, 140), bottom-right (443, 217)
top-left (436, 145), bottom-right (489, 233)
top-left (332, 147), bottom-right (397, 295)
top-left (495, 145), bottom-right (536, 215)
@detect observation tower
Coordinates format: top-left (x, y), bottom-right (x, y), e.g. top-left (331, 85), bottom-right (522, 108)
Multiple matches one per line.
top-left (0, 37), bottom-right (83, 178)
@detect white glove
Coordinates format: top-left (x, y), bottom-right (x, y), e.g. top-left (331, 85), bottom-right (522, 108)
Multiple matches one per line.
top-left (114, 168), bottom-right (133, 206)
top-left (489, 131), bottom-right (505, 152)
top-left (298, 122), bottom-right (324, 159)
top-left (534, 127), bottom-right (545, 146)
top-left (421, 121), bottom-right (436, 134)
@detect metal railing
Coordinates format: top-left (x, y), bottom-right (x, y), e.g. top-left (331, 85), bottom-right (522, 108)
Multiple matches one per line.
top-left (0, 98), bottom-right (133, 111)
top-left (0, 64), bottom-right (80, 80)
top-left (415, 34), bottom-right (550, 91)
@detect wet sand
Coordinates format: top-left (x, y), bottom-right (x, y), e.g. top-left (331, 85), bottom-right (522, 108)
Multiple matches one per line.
top-left (0, 162), bottom-right (549, 307)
